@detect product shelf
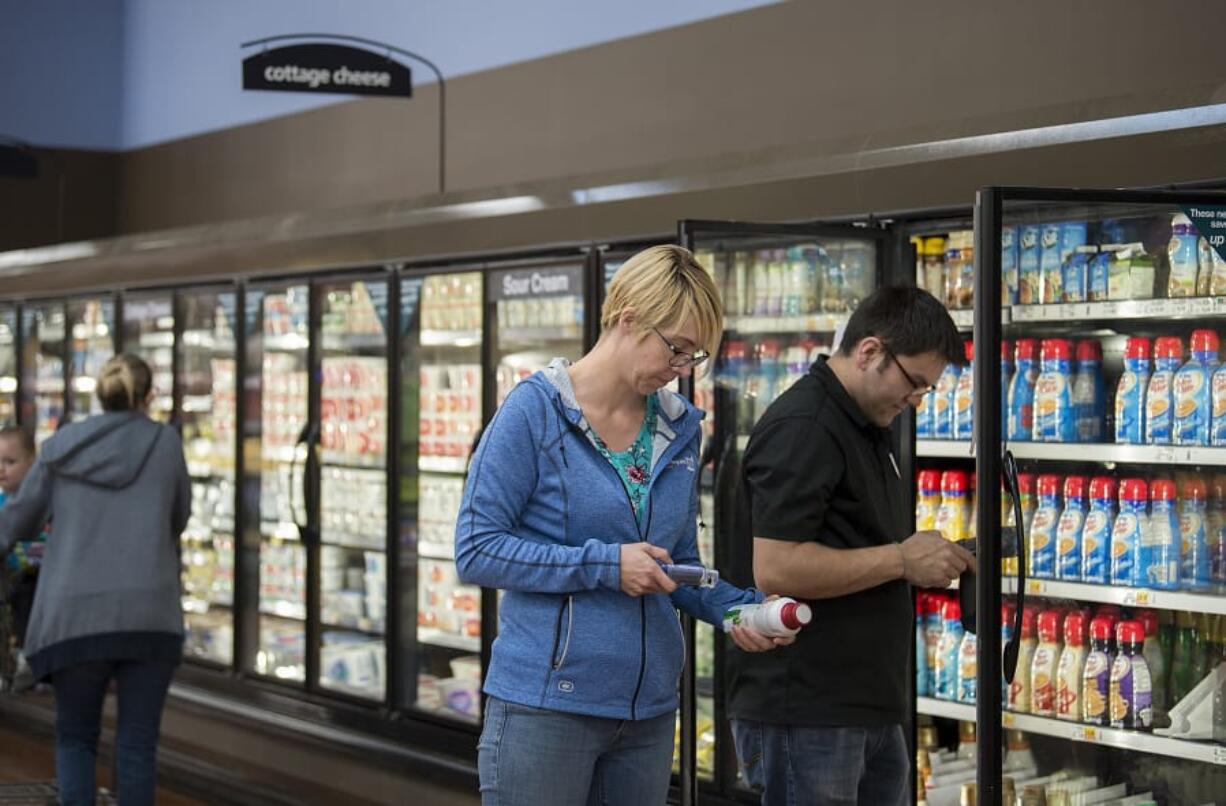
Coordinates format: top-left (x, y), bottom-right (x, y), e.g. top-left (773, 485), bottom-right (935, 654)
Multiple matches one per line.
top-left (1000, 711), bottom-right (1226, 767)
top-left (498, 325), bottom-right (583, 344)
top-left (321, 333), bottom-right (387, 352)
top-left (1002, 577), bottom-right (1226, 617)
top-left (917, 696), bottom-right (975, 722)
top-left (948, 310), bottom-right (974, 330)
top-left (417, 628), bottom-right (480, 653)
top-left (1008, 442), bottom-right (1226, 467)
top-left (726, 313), bottom-right (849, 335)
top-left (420, 329), bottom-right (482, 347)
top-left (418, 456), bottom-right (470, 474)
top-left (916, 440), bottom-right (976, 459)
top-left (1010, 297), bottom-right (1226, 325)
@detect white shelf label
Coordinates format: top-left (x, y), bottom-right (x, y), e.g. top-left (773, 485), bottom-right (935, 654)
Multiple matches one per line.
top-left (1214, 746), bottom-right (1226, 765)
top-left (1076, 725), bottom-right (1100, 743)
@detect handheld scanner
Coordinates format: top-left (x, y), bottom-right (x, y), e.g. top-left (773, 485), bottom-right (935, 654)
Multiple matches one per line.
top-left (661, 563), bottom-right (720, 588)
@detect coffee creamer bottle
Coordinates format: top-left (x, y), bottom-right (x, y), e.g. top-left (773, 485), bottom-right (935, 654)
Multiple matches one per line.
top-left (1145, 480), bottom-right (1181, 590)
top-left (1137, 610), bottom-right (1168, 721)
top-left (1033, 339), bottom-right (1076, 443)
top-left (1030, 610), bottom-right (1062, 717)
top-left (1115, 337), bottom-right (1151, 444)
top-left (1168, 213), bottom-right (1201, 298)
top-left (1173, 329), bottom-right (1219, 446)
top-left (933, 361), bottom-right (961, 441)
top-left (915, 470), bottom-right (942, 532)
top-left (1029, 474), bottom-right (1061, 579)
top-left (1056, 476), bottom-right (1088, 581)
top-left (1109, 621), bottom-right (1153, 730)
top-left (1082, 476), bottom-right (1117, 584)
top-left (1008, 339), bottom-right (1039, 442)
top-left (934, 598), bottom-right (964, 701)
top-left (1179, 477), bottom-right (1211, 591)
top-left (957, 628), bottom-right (978, 704)
top-left (1082, 616), bottom-right (1116, 726)
top-left (935, 470), bottom-right (971, 543)
top-left (1144, 337), bottom-right (1182, 445)
top-left (1111, 479), bottom-right (1148, 588)
top-left (1209, 357), bottom-right (1226, 445)
top-left (954, 340), bottom-right (975, 441)
top-left (1072, 339), bottom-right (1105, 443)
top-left (1008, 607), bottom-right (1038, 713)
top-left (1055, 611), bottom-right (1088, 721)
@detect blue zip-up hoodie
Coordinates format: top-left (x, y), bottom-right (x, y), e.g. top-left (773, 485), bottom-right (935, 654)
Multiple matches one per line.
top-left (455, 362), bottom-right (760, 720)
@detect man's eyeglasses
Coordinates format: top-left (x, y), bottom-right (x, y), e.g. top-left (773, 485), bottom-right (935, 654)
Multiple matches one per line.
top-left (653, 328), bottom-right (709, 369)
top-left (883, 345), bottom-right (936, 396)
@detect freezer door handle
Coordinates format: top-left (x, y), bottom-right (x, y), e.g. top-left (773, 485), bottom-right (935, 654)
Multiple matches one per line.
top-left (291, 421), bottom-right (320, 545)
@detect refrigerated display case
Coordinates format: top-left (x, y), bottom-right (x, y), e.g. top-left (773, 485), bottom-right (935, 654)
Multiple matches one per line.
top-left (121, 292), bottom-right (175, 422)
top-left (66, 296), bottom-right (115, 422)
top-left (0, 305), bottom-right (16, 424)
top-left (916, 188), bottom-right (1226, 805)
top-left (20, 301), bottom-right (65, 446)
top-left (178, 289), bottom-right (239, 666)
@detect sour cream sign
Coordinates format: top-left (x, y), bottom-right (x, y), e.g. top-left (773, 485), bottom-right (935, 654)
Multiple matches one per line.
top-left (243, 44), bottom-right (412, 97)
top-left (491, 266), bottom-right (584, 300)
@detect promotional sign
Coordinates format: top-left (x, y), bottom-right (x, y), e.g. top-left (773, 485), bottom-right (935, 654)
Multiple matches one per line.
top-left (1181, 205), bottom-right (1226, 262)
top-left (489, 266), bottom-right (584, 301)
top-left (243, 44), bottom-right (412, 98)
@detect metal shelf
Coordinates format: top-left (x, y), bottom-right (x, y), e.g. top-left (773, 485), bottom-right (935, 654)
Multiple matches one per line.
top-left (916, 439), bottom-right (975, 459)
top-left (1002, 577), bottom-right (1226, 616)
top-left (417, 628), bottom-right (480, 653)
top-left (419, 456), bottom-right (469, 474)
top-left (726, 313), bottom-right (849, 335)
top-left (420, 329), bottom-right (481, 347)
top-left (948, 309), bottom-right (974, 330)
top-left (498, 325), bottom-right (582, 344)
top-left (1008, 442), bottom-right (1226, 467)
top-left (1001, 711), bottom-right (1226, 767)
top-left (917, 696), bottom-right (975, 722)
top-left (1010, 297), bottom-right (1226, 325)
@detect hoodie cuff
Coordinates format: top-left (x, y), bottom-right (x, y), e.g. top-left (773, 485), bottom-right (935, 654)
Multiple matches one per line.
top-left (596, 541), bottom-right (622, 591)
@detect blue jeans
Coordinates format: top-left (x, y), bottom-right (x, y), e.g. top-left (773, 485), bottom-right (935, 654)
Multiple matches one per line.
top-left (52, 660), bottom-right (176, 806)
top-left (731, 720), bottom-right (909, 806)
top-left (478, 696), bottom-right (675, 805)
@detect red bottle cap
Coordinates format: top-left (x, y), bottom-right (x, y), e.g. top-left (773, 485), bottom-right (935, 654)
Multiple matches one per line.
top-left (1153, 337), bottom-right (1183, 360)
top-left (1015, 339), bottom-right (1038, 362)
top-left (1037, 610), bottom-right (1061, 642)
top-left (964, 340), bottom-right (975, 363)
top-left (779, 600), bottom-right (812, 630)
top-left (1089, 476), bottom-right (1117, 501)
top-left (942, 598), bottom-right (962, 621)
top-left (918, 470), bottom-right (942, 492)
top-left (925, 594), bottom-right (943, 616)
top-left (1002, 340), bottom-right (1012, 362)
top-left (1116, 620), bottom-right (1144, 646)
top-left (1018, 473), bottom-right (1035, 494)
top-left (1063, 612), bottom-right (1087, 646)
top-left (1001, 602), bottom-right (1015, 624)
top-left (1124, 337), bottom-right (1151, 360)
top-left (1040, 339), bottom-right (1072, 361)
top-left (756, 339), bottom-right (781, 360)
top-left (1037, 474), bottom-right (1062, 497)
top-left (1191, 329), bottom-right (1220, 355)
top-left (1089, 616), bottom-right (1115, 642)
top-left (1136, 610), bottom-right (1158, 638)
top-left (1075, 340), bottom-right (1103, 362)
top-left (1120, 478), bottom-right (1149, 502)
top-left (941, 470), bottom-right (969, 494)
top-left (1150, 479), bottom-right (1177, 501)
top-left (1180, 477), bottom-right (1207, 502)
top-left (1020, 607), bottom-right (1037, 639)
top-left (1063, 476), bottom-right (1087, 500)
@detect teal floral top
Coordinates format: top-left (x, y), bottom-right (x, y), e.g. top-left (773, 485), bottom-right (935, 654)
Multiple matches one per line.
top-left (589, 393), bottom-right (658, 522)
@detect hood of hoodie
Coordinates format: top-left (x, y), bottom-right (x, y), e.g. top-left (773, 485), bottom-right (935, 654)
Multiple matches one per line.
top-left (40, 412), bottom-right (165, 489)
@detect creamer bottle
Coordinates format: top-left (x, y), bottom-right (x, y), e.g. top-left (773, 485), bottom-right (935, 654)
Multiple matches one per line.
top-left (932, 361), bottom-right (961, 440)
top-left (915, 470), bottom-right (942, 532)
top-left (1055, 611), bottom-right (1088, 721)
top-left (1203, 236), bottom-right (1226, 296)
top-left (1167, 213), bottom-right (1201, 298)
top-left (1109, 621), bottom-right (1153, 730)
top-left (1211, 475), bottom-right (1226, 591)
top-left (1137, 610), bottom-right (1168, 720)
top-left (1030, 609), bottom-right (1062, 717)
top-left (1039, 223), bottom-right (1064, 304)
top-left (954, 340), bottom-right (975, 441)
top-left (1209, 357), bottom-right (1226, 445)
top-left (1111, 479), bottom-right (1148, 588)
top-left (722, 597), bottom-right (812, 637)
top-left (1144, 336), bottom-right (1182, 445)
top-left (1008, 339), bottom-right (1038, 442)
top-left (1082, 476), bottom-right (1117, 584)
top-left (1174, 329), bottom-right (1219, 446)
top-left (916, 595), bottom-right (929, 697)
top-left (924, 594), bottom-right (944, 696)
top-left (1029, 474), bottom-right (1061, 579)
top-left (935, 470), bottom-right (971, 543)
top-left (1143, 479), bottom-right (1181, 590)
top-left (1033, 339), bottom-right (1076, 442)
top-left (1114, 337), bottom-right (1151, 444)
top-left (1001, 340), bottom-right (1013, 436)
top-left (957, 628), bottom-right (977, 704)
top-left (1056, 476), bottom-right (1088, 581)
top-left (1179, 477), bottom-right (1211, 591)
top-left (1082, 616), bottom-right (1116, 726)
top-left (1018, 473), bottom-right (1037, 540)
top-left (1002, 226), bottom-right (1020, 305)
top-left (1018, 225), bottom-right (1041, 305)
top-left (1008, 607), bottom-right (1038, 713)
top-left (934, 598), bottom-right (964, 701)
top-left (1072, 339), bottom-right (1105, 443)
top-left (915, 386), bottom-right (935, 438)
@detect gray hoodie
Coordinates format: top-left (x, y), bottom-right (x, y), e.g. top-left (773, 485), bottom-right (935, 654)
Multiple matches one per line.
top-left (0, 411), bottom-right (191, 679)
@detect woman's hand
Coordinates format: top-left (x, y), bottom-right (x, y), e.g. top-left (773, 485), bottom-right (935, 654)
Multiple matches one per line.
top-left (620, 542), bottom-right (677, 596)
top-left (728, 624), bottom-right (795, 652)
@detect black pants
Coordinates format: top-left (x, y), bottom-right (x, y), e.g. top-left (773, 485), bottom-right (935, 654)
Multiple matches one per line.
top-left (8, 571), bottom-right (37, 646)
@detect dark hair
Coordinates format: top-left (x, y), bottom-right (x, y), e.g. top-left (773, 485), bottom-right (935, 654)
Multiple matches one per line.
top-left (837, 285), bottom-right (966, 366)
top-left (97, 353), bottom-right (154, 412)
top-left (0, 425), bottom-right (35, 458)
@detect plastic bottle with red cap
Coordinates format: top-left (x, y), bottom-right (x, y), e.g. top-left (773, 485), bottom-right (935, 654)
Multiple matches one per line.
top-left (957, 615), bottom-right (978, 704)
top-left (1111, 479), bottom-right (1148, 587)
top-left (1081, 476), bottom-right (1118, 584)
top-left (1072, 339), bottom-right (1105, 442)
top-left (935, 470), bottom-right (971, 543)
top-left (1144, 336), bottom-right (1183, 445)
top-left (1115, 337), bottom-right (1151, 444)
top-left (915, 470), bottom-right (942, 532)
top-left (1055, 610), bottom-right (1089, 721)
top-left (722, 597), bottom-right (812, 638)
top-left (1029, 474), bottom-right (1062, 579)
top-left (1056, 476), bottom-right (1088, 580)
top-left (1030, 609), bottom-right (1062, 716)
top-left (1142, 479), bottom-right (1181, 590)
top-left (1174, 329), bottom-right (1221, 446)
top-left (1136, 610), bottom-right (1168, 718)
top-left (1179, 476), bottom-right (1212, 591)
top-left (932, 351), bottom-right (961, 441)
top-left (954, 340), bottom-right (975, 441)
top-left (1008, 606), bottom-right (1039, 713)
top-left (1034, 339), bottom-right (1077, 442)
top-left (1081, 616), bottom-right (1116, 725)
top-left (933, 598), bottom-right (964, 701)
top-left (1007, 339), bottom-right (1038, 442)
top-left (1109, 620), bottom-right (1154, 730)
top-left (1017, 472), bottom-right (1037, 539)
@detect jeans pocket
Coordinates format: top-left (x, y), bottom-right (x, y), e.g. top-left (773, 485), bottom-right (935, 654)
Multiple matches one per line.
top-left (731, 720), bottom-right (765, 793)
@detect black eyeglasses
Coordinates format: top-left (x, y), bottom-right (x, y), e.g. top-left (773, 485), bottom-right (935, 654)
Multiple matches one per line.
top-left (653, 328), bottom-right (709, 369)
top-left (883, 345), bottom-right (936, 396)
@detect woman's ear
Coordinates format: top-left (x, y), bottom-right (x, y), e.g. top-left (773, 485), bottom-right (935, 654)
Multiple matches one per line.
top-left (617, 307), bottom-right (638, 333)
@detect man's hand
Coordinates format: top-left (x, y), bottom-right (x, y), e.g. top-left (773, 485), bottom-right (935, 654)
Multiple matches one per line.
top-left (728, 595), bottom-right (797, 652)
top-left (620, 542), bottom-right (677, 596)
top-left (898, 530), bottom-right (975, 588)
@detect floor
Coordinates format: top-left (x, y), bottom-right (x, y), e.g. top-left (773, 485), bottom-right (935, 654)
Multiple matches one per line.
top-left (0, 722), bottom-right (204, 805)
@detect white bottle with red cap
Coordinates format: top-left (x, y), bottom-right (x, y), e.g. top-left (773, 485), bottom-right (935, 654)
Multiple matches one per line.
top-left (1030, 609), bottom-right (1062, 717)
top-left (1033, 339), bottom-right (1076, 443)
top-left (1174, 329), bottom-right (1220, 446)
top-left (722, 597), bottom-right (812, 638)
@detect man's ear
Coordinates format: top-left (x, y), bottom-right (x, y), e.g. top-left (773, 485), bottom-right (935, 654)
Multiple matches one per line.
top-left (854, 336), bottom-right (884, 371)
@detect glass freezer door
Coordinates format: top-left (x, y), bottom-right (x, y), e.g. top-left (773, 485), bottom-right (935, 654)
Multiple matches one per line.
top-left (121, 293), bottom-right (176, 423)
top-left (20, 302), bottom-right (65, 447)
top-left (67, 297), bottom-right (115, 422)
top-left (0, 305), bottom-right (17, 424)
top-left (316, 277), bottom-right (389, 700)
top-left (178, 290), bottom-right (238, 667)
top-left (490, 262), bottom-right (586, 406)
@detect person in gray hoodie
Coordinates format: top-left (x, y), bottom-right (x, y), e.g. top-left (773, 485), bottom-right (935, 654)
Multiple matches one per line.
top-left (0, 353), bottom-right (191, 806)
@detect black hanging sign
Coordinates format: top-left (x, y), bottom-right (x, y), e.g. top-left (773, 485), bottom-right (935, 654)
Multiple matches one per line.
top-left (243, 43), bottom-right (412, 98)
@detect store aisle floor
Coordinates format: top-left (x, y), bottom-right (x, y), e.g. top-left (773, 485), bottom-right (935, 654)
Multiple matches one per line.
top-left (0, 722), bottom-right (204, 805)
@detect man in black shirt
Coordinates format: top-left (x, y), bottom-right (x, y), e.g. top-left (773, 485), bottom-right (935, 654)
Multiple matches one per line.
top-left (727, 285), bottom-right (973, 806)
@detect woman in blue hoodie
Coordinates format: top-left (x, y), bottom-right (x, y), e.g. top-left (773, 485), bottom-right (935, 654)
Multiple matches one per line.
top-left (0, 354), bottom-right (190, 806)
top-left (456, 245), bottom-right (791, 805)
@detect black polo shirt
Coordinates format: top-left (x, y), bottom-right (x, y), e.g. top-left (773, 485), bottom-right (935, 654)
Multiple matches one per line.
top-left (725, 355), bottom-right (912, 726)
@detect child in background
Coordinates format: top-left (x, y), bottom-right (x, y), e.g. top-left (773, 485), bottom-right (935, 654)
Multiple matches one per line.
top-left (0, 425), bottom-right (44, 685)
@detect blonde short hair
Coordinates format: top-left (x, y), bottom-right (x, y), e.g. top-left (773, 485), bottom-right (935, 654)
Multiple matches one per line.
top-left (97, 353), bottom-right (153, 412)
top-left (601, 245), bottom-right (723, 360)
